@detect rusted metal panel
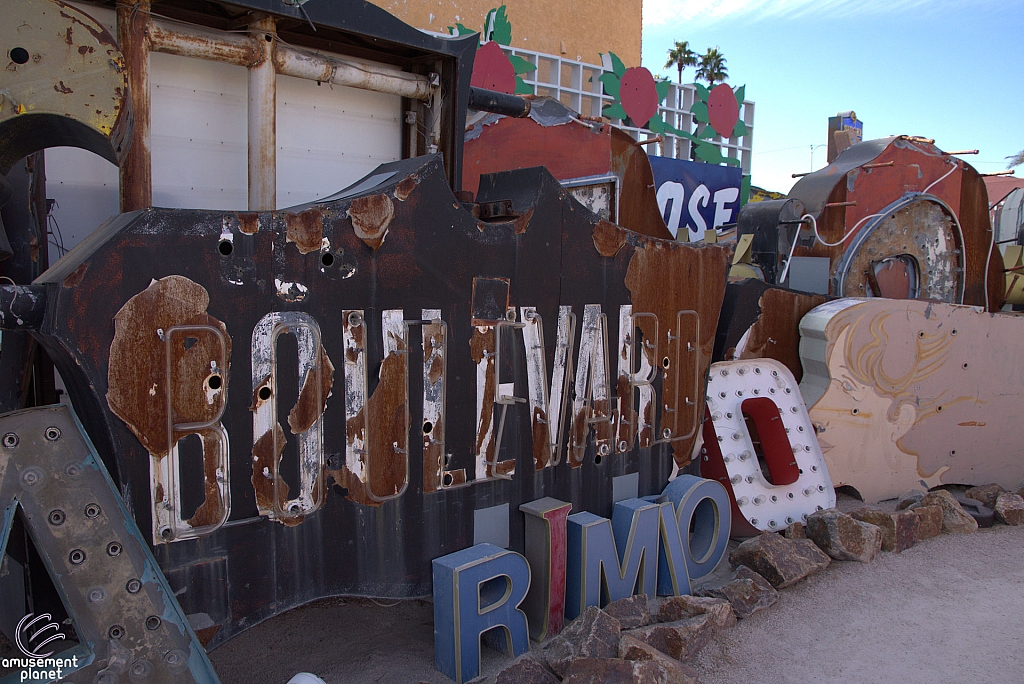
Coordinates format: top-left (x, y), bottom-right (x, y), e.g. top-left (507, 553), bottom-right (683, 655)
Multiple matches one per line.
top-left (610, 127), bottom-right (674, 241)
top-left (0, 0), bottom-right (133, 175)
top-left (18, 153), bottom-right (729, 646)
top-left (780, 137), bottom-right (997, 309)
top-left (713, 280), bottom-right (827, 383)
top-left (800, 298), bottom-right (1024, 502)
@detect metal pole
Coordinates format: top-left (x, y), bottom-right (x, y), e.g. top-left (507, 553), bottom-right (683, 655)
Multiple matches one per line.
top-left (248, 17), bottom-right (277, 212)
top-left (117, 0), bottom-right (152, 212)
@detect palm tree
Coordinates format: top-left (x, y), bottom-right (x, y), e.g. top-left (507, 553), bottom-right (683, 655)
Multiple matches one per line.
top-left (696, 47), bottom-right (728, 88)
top-left (665, 40), bottom-right (697, 109)
top-left (665, 41), bottom-right (697, 85)
top-left (1008, 150), bottom-right (1024, 169)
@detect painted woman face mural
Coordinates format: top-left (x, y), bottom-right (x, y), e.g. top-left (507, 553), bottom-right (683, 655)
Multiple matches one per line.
top-left (800, 298), bottom-right (1024, 503)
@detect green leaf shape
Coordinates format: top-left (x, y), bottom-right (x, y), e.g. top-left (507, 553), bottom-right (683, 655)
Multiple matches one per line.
top-left (598, 72), bottom-right (621, 99)
top-left (509, 55), bottom-right (537, 75)
top-left (734, 84), bottom-right (746, 106)
top-left (740, 174), bottom-right (752, 207)
top-left (690, 101), bottom-right (709, 124)
top-left (695, 141), bottom-right (726, 164)
top-left (514, 76), bottom-right (533, 95)
top-left (448, 23), bottom-right (475, 37)
top-left (698, 126), bottom-right (717, 140)
top-left (733, 120), bottom-right (748, 138)
top-left (647, 117), bottom-right (667, 134)
top-left (724, 156), bottom-right (741, 167)
top-left (655, 79), bottom-right (670, 103)
top-left (694, 83), bottom-right (710, 101)
top-left (608, 51), bottom-right (626, 78)
top-left (484, 6), bottom-right (513, 45)
top-left (670, 127), bottom-right (696, 142)
top-left (602, 102), bottom-right (627, 120)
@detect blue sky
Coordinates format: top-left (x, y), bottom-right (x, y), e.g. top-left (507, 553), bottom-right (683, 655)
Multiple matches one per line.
top-left (640, 0), bottom-right (1024, 194)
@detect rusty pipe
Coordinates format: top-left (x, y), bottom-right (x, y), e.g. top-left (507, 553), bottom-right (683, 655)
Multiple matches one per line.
top-left (274, 45), bottom-right (433, 101)
top-left (248, 17), bottom-right (277, 211)
top-left (149, 20), bottom-right (256, 66)
top-left (467, 87), bottom-right (531, 117)
top-left (947, 149), bottom-right (979, 155)
top-left (117, 0), bottom-right (152, 212)
top-left (982, 170), bottom-right (1016, 177)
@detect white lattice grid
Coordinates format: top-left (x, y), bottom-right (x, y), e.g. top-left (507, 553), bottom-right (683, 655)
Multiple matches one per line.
top-left (499, 47), bottom-right (754, 173)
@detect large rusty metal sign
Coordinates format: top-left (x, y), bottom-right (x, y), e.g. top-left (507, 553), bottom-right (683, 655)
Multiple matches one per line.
top-left (7, 153), bottom-right (729, 647)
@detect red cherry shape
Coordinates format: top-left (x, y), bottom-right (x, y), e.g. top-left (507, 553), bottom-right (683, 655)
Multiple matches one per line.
top-left (470, 41), bottom-right (516, 95)
top-left (707, 83), bottom-right (740, 138)
top-left (619, 67), bottom-right (658, 126)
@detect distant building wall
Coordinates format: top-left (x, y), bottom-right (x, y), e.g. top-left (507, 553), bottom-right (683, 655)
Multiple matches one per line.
top-left (369, 0), bottom-right (642, 66)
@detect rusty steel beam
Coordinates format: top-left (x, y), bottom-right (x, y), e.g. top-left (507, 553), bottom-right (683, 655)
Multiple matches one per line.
top-left (117, 0), bottom-right (152, 212)
top-left (274, 45), bottom-right (434, 101)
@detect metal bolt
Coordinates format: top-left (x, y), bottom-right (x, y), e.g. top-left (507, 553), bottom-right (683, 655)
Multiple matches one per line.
top-left (95, 671), bottom-right (119, 684)
top-left (48, 510), bottom-right (66, 526)
top-left (3, 433), bottom-right (18, 448)
top-left (129, 660), bottom-right (153, 683)
top-left (164, 650), bottom-right (188, 673)
top-left (44, 427), bottom-right (61, 441)
top-left (106, 542), bottom-right (122, 557)
top-left (85, 503), bottom-right (101, 518)
top-left (69, 549), bottom-right (86, 565)
top-left (20, 467), bottom-right (42, 487)
top-left (108, 625), bottom-right (125, 640)
top-left (126, 579), bottom-right (142, 594)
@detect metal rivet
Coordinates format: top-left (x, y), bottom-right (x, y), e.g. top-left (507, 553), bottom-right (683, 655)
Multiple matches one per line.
top-left (106, 542), bottom-right (122, 557)
top-left (85, 503), bottom-right (101, 518)
top-left (20, 467), bottom-right (43, 488)
top-left (130, 660), bottom-right (153, 682)
top-left (126, 579), bottom-right (142, 594)
top-left (3, 433), bottom-right (18, 448)
top-left (44, 427), bottom-right (61, 441)
top-left (88, 587), bottom-right (107, 603)
top-left (65, 462), bottom-right (82, 478)
top-left (48, 510), bottom-right (66, 526)
top-left (145, 616), bottom-right (161, 631)
top-left (69, 549), bottom-right (86, 565)
top-left (108, 625), bottom-right (125, 640)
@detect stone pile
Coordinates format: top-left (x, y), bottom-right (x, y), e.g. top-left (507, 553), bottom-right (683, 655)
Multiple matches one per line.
top-left (475, 484), bottom-right (1020, 684)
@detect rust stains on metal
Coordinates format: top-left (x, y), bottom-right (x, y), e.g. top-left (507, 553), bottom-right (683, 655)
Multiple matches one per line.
top-left (117, 0), bottom-right (152, 212)
top-left (62, 263), bottom-right (88, 289)
top-left (513, 206), bottom-right (534, 235)
top-left (959, 421), bottom-right (986, 427)
top-left (330, 337), bottom-right (407, 505)
top-left (107, 275), bottom-right (231, 458)
top-left (285, 208), bottom-right (324, 255)
top-left (470, 327), bottom-right (499, 474)
top-left (593, 219), bottom-right (627, 257)
top-left (736, 288), bottom-right (828, 383)
top-left (288, 345), bottom-right (335, 433)
top-left (53, 81), bottom-right (74, 94)
top-left (624, 241), bottom-right (731, 467)
top-left (349, 194), bottom-right (394, 250)
top-left (237, 213), bottom-right (259, 235)
top-left (531, 406), bottom-right (550, 469)
top-left (395, 175), bottom-right (418, 201)
top-left (187, 436), bottom-right (227, 528)
top-left (251, 421), bottom-right (289, 514)
top-left (107, 276), bottom-right (231, 533)
top-left (422, 321), bottom-right (446, 493)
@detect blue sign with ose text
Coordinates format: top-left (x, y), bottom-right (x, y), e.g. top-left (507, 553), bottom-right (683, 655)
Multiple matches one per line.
top-left (649, 156), bottom-right (742, 242)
